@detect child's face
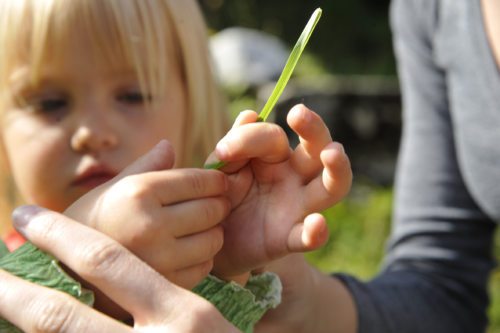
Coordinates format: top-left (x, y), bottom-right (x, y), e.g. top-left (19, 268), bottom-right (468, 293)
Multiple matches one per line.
top-left (1, 51), bottom-right (186, 212)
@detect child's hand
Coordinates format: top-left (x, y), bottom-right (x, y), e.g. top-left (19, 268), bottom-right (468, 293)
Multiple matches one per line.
top-left (65, 140), bottom-right (230, 289)
top-left (208, 104), bottom-right (352, 278)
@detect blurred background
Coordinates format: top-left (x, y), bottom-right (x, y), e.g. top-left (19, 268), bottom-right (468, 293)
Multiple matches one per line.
top-left (202, 0), bottom-right (400, 186)
top-left (200, 0), bottom-right (500, 331)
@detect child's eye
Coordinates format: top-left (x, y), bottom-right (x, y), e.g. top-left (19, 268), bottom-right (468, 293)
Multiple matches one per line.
top-left (17, 93), bottom-right (69, 116)
top-left (117, 91), bottom-right (152, 105)
top-left (34, 97), bottom-right (69, 113)
top-left (13, 94), bottom-right (69, 123)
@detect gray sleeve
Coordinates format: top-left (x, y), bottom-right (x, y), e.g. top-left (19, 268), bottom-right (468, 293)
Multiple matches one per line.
top-left (336, 0), bottom-right (497, 332)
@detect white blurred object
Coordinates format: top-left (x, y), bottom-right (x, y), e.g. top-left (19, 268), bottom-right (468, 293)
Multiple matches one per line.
top-left (209, 27), bottom-right (289, 88)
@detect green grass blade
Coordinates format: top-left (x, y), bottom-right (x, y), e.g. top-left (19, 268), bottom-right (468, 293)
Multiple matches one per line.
top-left (257, 7), bottom-right (322, 122)
top-left (205, 8), bottom-right (322, 169)
top-left (204, 160), bottom-right (227, 169)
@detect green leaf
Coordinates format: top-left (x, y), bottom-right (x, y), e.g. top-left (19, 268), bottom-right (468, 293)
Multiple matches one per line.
top-left (205, 8), bottom-right (323, 170)
top-left (0, 240), bottom-right (9, 259)
top-left (193, 273), bottom-right (282, 333)
top-left (257, 7), bottom-right (322, 122)
top-left (0, 242), bottom-right (94, 332)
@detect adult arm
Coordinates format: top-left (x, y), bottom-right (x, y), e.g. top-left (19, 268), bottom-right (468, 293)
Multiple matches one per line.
top-left (336, 0), bottom-right (497, 332)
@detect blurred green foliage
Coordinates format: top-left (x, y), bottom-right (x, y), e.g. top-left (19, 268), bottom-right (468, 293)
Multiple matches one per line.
top-left (199, 0), bottom-right (395, 75)
top-left (306, 186), bottom-right (392, 277)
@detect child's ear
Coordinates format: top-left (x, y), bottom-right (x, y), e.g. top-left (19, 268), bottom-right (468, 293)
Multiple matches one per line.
top-left (119, 139), bottom-right (176, 178)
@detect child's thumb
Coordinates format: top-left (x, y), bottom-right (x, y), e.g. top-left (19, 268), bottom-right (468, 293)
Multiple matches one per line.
top-left (118, 140), bottom-right (176, 178)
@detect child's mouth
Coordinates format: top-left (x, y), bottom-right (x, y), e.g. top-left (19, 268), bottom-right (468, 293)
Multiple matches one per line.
top-left (72, 166), bottom-right (117, 189)
top-left (73, 173), bottom-right (115, 189)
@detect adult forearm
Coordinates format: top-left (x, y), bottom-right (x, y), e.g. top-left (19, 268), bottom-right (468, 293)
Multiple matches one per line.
top-left (308, 269), bottom-right (357, 333)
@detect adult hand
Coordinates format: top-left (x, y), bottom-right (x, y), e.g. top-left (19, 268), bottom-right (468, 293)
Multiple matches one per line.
top-left (0, 205), bottom-right (238, 333)
top-left (207, 104), bottom-right (352, 277)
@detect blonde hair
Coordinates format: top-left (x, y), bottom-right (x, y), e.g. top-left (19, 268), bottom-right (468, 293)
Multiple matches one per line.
top-left (0, 0), bottom-right (228, 166)
top-left (0, 0), bottom-right (228, 232)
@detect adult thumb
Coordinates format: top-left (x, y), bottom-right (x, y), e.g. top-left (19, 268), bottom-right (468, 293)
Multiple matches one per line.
top-left (118, 140), bottom-right (176, 178)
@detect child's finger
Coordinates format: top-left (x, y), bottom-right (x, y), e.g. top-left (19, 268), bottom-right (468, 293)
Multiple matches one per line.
top-left (204, 111), bottom-right (258, 170)
top-left (169, 260), bottom-right (215, 289)
top-left (144, 227), bottom-right (223, 278)
top-left (287, 213), bottom-right (329, 252)
top-left (125, 224), bottom-right (223, 278)
top-left (287, 104), bottom-right (333, 181)
top-left (0, 270), bottom-right (132, 333)
top-left (173, 226), bottom-right (224, 267)
top-left (231, 110), bottom-right (259, 128)
top-left (214, 123), bottom-right (290, 165)
top-left (303, 142), bottom-right (352, 213)
top-left (123, 168), bottom-right (228, 205)
top-left (162, 197), bottom-right (230, 237)
top-left (215, 272), bottom-right (250, 286)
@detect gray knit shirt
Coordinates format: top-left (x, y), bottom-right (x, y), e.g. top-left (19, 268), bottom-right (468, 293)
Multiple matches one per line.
top-left (337, 0), bottom-right (499, 332)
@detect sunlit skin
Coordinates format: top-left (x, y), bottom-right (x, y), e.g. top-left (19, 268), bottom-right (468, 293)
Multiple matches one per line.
top-left (1, 48), bottom-right (186, 213)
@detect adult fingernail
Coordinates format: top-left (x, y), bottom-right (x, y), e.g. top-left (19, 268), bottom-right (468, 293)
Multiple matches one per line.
top-left (12, 205), bottom-right (45, 231)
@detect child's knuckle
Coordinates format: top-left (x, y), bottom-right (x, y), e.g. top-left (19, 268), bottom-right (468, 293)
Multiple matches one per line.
top-left (269, 124), bottom-right (287, 140)
top-left (201, 203), bottom-right (214, 222)
top-left (188, 172), bottom-right (206, 195)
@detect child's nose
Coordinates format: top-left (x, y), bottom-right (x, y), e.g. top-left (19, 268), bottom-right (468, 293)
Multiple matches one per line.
top-left (70, 117), bottom-right (118, 154)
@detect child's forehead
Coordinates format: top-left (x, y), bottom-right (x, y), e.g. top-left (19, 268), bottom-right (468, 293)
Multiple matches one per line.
top-left (9, 63), bottom-right (138, 87)
top-left (3, 27), bottom-right (136, 78)
top-left (1, 0), bottom-right (184, 99)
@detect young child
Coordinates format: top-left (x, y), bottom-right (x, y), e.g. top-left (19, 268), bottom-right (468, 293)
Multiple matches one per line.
top-left (0, 0), bottom-right (352, 328)
top-left (0, 0), bottom-right (231, 287)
